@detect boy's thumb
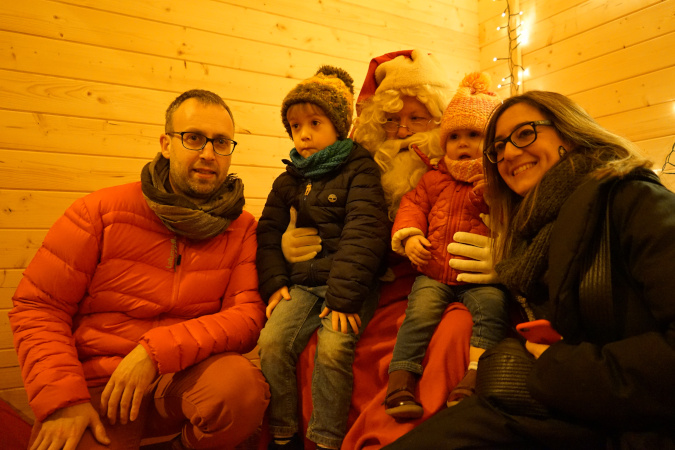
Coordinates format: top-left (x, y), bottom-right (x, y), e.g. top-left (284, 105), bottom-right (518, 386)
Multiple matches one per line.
top-left (286, 206), bottom-right (298, 231)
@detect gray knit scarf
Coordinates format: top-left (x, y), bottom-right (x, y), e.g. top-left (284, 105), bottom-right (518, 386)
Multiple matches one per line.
top-left (496, 153), bottom-right (596, 298)
top-left (141, 153), bottom-right (244, 240)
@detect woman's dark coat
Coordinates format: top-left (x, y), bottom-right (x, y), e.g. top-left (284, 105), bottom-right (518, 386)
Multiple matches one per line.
top-left (528, 170), bottom-right (675, 432)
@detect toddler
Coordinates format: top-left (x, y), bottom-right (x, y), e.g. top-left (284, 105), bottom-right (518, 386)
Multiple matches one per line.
top-left (385, 72), bottom-right (510, 420)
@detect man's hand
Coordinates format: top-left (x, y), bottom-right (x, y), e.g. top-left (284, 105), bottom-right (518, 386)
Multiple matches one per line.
top-left (31, 402), bottom-right (110, 450)
top-left (100, 344), bottom-right (157, 426)
top-left (282, 207), bottom-right (322, 263)
top-left (320, 307), bottom-right (362, 334)
top-left (266, 286), bottom-right (291, 318)
top-left (447, 228), bottom-right (498, 284)
top-left (404, 235), bottom-right (432, 267)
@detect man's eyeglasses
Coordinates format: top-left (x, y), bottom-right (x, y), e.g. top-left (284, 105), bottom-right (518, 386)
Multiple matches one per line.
top-left (167, 131), bottom-right (237, 156)
top-left (484, 120), bottom-right (553, 164)
top-left (382, 117), bottom-right (434, 133)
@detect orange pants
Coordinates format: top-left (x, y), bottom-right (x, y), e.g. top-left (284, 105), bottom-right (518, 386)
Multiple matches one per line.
top-left (29, 352), bottom-right (270, 449)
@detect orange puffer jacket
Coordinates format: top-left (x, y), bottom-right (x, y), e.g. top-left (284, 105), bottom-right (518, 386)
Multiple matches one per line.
top-left (391, 159), bottom-right (489, 285)
top-left (10, 182), bottom-right (266, 421)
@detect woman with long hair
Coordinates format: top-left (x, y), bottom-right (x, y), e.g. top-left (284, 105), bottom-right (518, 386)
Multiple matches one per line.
top-left (384, 91), bottom-right (675, 449)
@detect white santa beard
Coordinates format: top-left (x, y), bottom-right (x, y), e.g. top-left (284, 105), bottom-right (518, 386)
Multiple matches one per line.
top-left (373, 129), bottom-right (444, 221)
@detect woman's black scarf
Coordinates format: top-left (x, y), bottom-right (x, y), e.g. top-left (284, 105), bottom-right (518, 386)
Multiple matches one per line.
top-left (496, 153), bottom-right (596, 298)
top-left (141, 153), bottom-right (244, 240)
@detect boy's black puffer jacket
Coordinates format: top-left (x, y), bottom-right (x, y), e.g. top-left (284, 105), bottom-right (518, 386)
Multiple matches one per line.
top-left (256, 142), bottom-right (390, 314)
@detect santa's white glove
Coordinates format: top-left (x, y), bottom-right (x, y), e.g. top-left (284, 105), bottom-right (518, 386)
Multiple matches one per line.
top-left (281, 207), bottom-right (322, 263)
top-left (447, 215), bottom-right (498, 284)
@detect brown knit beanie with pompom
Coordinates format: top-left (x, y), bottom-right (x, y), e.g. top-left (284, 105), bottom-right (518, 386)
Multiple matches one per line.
top-left (281, 65), bottom-right (355, 140)
top-left (440, 72), bottom-right (502, 150)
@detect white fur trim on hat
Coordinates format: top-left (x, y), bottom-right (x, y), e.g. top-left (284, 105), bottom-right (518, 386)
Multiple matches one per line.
top-left (375, 49), bottom-right (451, 94)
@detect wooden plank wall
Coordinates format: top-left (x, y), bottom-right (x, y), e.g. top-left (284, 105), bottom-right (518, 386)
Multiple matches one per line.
top-left (0, 0), bottom-right (479, 423)
top-left (480, 0), bottom-right (675, 191)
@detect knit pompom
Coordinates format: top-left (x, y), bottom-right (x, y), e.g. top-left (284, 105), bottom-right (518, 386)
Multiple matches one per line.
top-left (460, 72), bottom-right (492, 95)
top-left (316, 65), bottom-right (355, 94)
top-left (439, 71), bottom-right (502, 150)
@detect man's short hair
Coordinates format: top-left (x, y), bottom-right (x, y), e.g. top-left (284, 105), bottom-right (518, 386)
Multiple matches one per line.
top-left (165, 89), bottom-right (234, 133)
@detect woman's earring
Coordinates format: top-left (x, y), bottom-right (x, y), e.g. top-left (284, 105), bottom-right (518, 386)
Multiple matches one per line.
top-left (558, 146), bottom-right (568, 158)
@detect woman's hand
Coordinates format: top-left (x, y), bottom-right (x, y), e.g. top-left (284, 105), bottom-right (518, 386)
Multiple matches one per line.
top-left (525, 341), bottom-right (550, 359)
top-left (282, 207), bottom-right (322, 263)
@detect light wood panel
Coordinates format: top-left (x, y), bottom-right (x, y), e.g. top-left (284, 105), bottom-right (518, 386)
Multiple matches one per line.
top-left (0, 230), bottom-right (46, 270)
top-left (568, 67), bottom-right (675, 119)
top-left (0, 346), bottom-right (23, 390)
top-left (1, 70), bottom-right (286, 138)
top-left (222, 0), bottom-right (472, 53)
top-left (0, 30), bottom-right (298, 108)
top-left (0, 110), bottom-right (290, 167)
top-left (1, 0), bottom-right (363, 81)
top-left (0, 389), bottom-right (33, 423)
top-left (0, 190), bottom-right (81, 229)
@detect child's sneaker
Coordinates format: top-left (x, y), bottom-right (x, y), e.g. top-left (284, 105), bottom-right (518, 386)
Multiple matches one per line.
top-left (447, 368), bottom-right (477, 407)
top-left (268, 433), bottom-right (304, 450)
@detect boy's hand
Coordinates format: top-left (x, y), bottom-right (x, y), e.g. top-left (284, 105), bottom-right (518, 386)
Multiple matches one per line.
top-left (266, 286), bottom-right (291, 318)
top-left (282, 207), bottom-right (322, 263)
top-left (320, 307), bottom-right (362, 334)
top-left (404, 235), bottom-right (432, 267)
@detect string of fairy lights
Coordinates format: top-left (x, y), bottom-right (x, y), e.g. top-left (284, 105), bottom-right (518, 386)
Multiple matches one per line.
top-left (492, 0), bottom-right (528, 97)
top-left (662, 142), bottom-right (675, 176)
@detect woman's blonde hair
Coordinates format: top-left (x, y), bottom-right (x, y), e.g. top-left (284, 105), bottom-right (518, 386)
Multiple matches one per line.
top-left (483, 91), bottom-right (652, 260)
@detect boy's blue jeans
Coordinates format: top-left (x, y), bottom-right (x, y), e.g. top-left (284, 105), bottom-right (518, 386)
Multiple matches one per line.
top-left (390, 275), bottom-right (509, 375)
top-left (258, 284), bottom-right (379, 449)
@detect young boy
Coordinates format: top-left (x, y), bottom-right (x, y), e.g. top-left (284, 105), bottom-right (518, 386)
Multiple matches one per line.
top-left (385, 73), bottom-right (510, 419)
top-left (257, 66), bottom-right (390, 450)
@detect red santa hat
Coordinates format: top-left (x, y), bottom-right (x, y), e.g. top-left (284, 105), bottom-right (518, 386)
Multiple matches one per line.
top-left (355, 49), bottom-right (451, 115)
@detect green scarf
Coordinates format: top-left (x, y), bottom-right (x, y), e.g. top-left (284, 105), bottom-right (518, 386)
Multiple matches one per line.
top-left (141, 153), bottom-right (244, 240)
top-left (289, 138), bottom-right (353, 179)
top-left (496, 153), bottom-right (596, 298)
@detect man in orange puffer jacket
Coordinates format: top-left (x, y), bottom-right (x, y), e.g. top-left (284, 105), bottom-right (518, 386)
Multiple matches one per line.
top-left (10, 89), bottom-right (269, 450)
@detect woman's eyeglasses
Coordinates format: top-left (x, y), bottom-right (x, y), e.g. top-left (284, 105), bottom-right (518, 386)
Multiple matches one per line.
top-left (484, 120), bottom-right (553, 164)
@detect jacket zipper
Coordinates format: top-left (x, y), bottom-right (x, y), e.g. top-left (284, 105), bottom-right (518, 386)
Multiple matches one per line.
top-left (303, 180), bottom-right (316, 283)
top-left (171, 236), bottom-right (183, 310)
